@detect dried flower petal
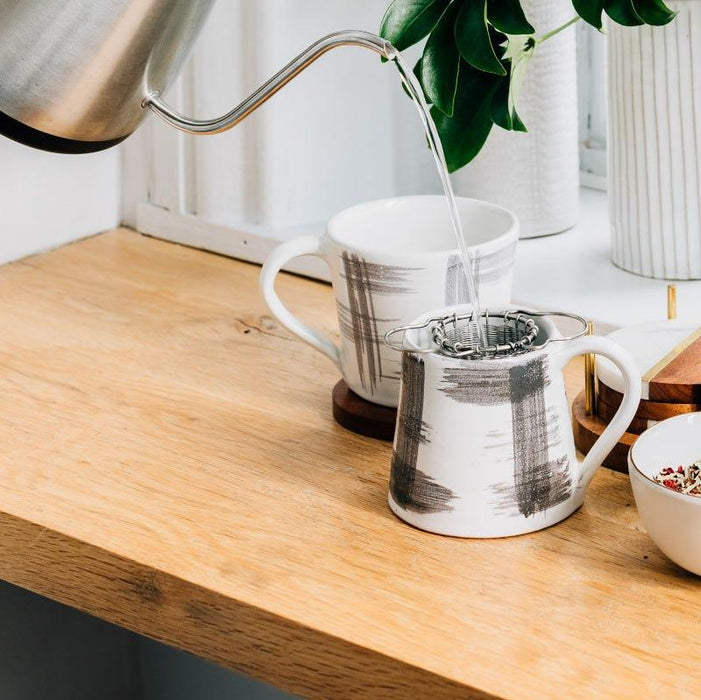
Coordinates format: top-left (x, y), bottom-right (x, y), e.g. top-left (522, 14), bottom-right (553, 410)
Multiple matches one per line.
top-left (654, 461), bottom-right (701, 495)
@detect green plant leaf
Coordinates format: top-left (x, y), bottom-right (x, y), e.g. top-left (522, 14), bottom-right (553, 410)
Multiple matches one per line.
top-left (454, 0), bottom-right (507, 75)
top-left (498, 35), bottom-right (535, 132)
top-left (572, 0), bottom-right (605, 29)
top-left (490, 77), bottom-right (513, 130)
top-left (487, 0), bottom-right (535, 35)
top-left (632, 0), bottom-right (677, 25)
top-left (432, 62), bottom-right (501, 171)
top-left (604, 0), bottom-right (644, 26)
top-left (421, 3), bottom-right (461, 116)
top-left (380, 0), bottom-right (452, 51)
top-left (511, 108), bottom-right (527, 132)
top-left (490, 72), bottom-right (526, 132)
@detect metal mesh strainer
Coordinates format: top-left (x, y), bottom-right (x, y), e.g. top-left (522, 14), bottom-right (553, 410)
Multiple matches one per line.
top-left (385, 309), bottom-right (588, 360)
top-left (431, 310), bottom-right (538, 358)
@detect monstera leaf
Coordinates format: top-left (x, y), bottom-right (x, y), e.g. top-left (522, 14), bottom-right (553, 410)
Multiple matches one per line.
top-left (381, 0), bottom-right (677, 172)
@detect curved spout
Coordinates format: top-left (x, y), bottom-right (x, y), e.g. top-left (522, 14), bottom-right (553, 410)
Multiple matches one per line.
top-left (145, 30), bottom-right (396, 135)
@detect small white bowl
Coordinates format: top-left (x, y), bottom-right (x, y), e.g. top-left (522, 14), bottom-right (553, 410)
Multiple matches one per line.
top-left (629, 413), bottom-right (701, 575)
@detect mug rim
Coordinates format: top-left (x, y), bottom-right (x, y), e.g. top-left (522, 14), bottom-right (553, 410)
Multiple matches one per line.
top-left (326, 195), bottom-right (518, 260)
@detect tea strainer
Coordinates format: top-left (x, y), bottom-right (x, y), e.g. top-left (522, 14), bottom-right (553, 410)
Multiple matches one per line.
top-left (385, 309), bottom-right (589, 360)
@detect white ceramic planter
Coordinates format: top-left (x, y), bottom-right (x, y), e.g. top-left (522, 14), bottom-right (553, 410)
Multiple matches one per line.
top-left (451, 0), bottom-right (580, 238)
top-left (608, 1), bottom-right (701, 279)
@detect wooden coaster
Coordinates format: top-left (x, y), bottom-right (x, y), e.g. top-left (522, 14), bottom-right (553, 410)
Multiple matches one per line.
top-left (332, 380), bottom-right (397, 441)
top-left (572, 391), bottom-right (637, 474)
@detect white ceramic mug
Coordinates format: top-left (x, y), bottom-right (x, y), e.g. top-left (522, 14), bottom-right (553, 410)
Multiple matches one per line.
top-left (387, 304), bottom-right (641, 538)
top-left (260, 196), bottom-right (518, 407)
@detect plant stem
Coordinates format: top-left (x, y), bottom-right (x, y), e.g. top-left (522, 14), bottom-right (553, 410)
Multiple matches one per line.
top-left (535, 16), bottom-right (580, 45)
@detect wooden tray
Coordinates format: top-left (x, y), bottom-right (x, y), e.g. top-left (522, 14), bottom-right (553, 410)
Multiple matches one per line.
top-left (597, 381), bottom-right (700, 420)
top-left (597, 321), bottom-right (701, 403)
top-left (596, 396), bottom-right (653, 435)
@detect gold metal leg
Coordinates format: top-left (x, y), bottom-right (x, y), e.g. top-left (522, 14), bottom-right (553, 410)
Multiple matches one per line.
top-left (667, 284), bottom-right (677, 321)
top-left (584, 322), bottom-right (596, 416)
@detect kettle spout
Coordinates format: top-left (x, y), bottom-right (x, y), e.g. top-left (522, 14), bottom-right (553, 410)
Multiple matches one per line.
top-left (146, 31), bottom-right (396, 136)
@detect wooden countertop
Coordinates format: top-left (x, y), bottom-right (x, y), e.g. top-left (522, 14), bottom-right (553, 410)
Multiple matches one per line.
top-left (0, 229), bottom-right (697, 699)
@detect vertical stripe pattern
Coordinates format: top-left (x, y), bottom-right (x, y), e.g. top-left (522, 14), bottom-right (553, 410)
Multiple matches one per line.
top-left (340, 253), bottom-right (418, 394)
top-left (391, 355), bottom-right (456, 514)
top-left (608, 4), bottom-right (701, 279)
top-left (509, 360), bottom-right (572, 518)
top-left (439, 356), bottom-right (572, 518)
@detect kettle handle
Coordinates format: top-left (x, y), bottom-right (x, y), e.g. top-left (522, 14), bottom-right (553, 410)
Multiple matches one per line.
top-left (555, 335), bottom-right (641, 489)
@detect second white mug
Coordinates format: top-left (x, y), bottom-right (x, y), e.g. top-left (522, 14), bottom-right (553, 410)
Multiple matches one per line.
top-left (261, 195), bottom-right (519, 407)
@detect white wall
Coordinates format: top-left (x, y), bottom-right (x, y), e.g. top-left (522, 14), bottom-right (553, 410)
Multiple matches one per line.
top-left (0, 137), bottom-right (120, 264)
top-left (127, 0), bottom-right (422, 264)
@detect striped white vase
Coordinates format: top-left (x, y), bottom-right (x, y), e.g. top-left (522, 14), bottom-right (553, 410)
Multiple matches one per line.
top-left (451, 0), bottom-right (580, 238)
top-left (608, 2), bottom-right (701, 279)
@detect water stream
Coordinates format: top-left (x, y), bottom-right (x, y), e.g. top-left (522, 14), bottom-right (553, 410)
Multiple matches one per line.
top-left (386, 47), bottom-right (487, 348)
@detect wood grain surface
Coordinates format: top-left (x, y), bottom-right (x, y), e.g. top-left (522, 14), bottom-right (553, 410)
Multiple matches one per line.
top-left (647, 332), bottom-right (701, 402)
top-left (0, 230), bottom-right (699, 699)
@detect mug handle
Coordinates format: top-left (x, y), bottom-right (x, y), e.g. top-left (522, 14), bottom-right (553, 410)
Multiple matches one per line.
top-left (555, 335), bottom-right (641, 489)
top-left (260, 236), bottom-right (341, 368)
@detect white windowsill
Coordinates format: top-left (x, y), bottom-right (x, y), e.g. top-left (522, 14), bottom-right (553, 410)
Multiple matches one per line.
top-left (140, 187), bottom-right (701, 332)
top-left (513, 187), bottom-right (701, 330)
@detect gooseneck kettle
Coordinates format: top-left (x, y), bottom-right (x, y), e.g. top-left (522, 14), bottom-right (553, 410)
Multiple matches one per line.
top-left (0, 0), bottom-right (392, 153)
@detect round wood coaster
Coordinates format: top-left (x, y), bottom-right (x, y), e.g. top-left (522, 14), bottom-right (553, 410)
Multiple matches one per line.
top-left (332, 380), bottom-right (397, 441)
top-left (598, 381), bottom-right (700, 421)
top-left (597, 320), bottom-right (701, 403)
top-left (572, 391), bottom-right (637, 474)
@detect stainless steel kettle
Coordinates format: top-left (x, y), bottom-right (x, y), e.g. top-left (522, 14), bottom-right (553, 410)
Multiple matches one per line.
top-left (0, 0), bottom-right (391, 154)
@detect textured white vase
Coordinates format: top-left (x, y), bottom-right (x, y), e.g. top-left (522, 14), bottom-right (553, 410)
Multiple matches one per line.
top-left (608, 2), bottom-right (701, 279)
top-left (451, 0), bottom-right (580, 238)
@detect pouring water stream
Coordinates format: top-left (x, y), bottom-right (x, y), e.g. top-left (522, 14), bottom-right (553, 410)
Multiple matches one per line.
top-left (386, 48), bottom-right (486, 347)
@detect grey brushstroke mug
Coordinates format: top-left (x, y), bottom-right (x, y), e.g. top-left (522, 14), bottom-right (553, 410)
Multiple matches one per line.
top-left (260, 196), bottom-right (518, 407)
top-left (387, 304), bottom-right (641, 538)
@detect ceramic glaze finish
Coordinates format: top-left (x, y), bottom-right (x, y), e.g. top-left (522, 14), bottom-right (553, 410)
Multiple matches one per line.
top-left (608, 2), bottom-right (701, 279)
top-left (389, 305), bottom-right (641, 537)
top-left (261, 196), bottom-right (518, 407)
top-left (629, 413), bottom-right (701, 574)
top-left (452, 0), bottom-right (579, 238)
